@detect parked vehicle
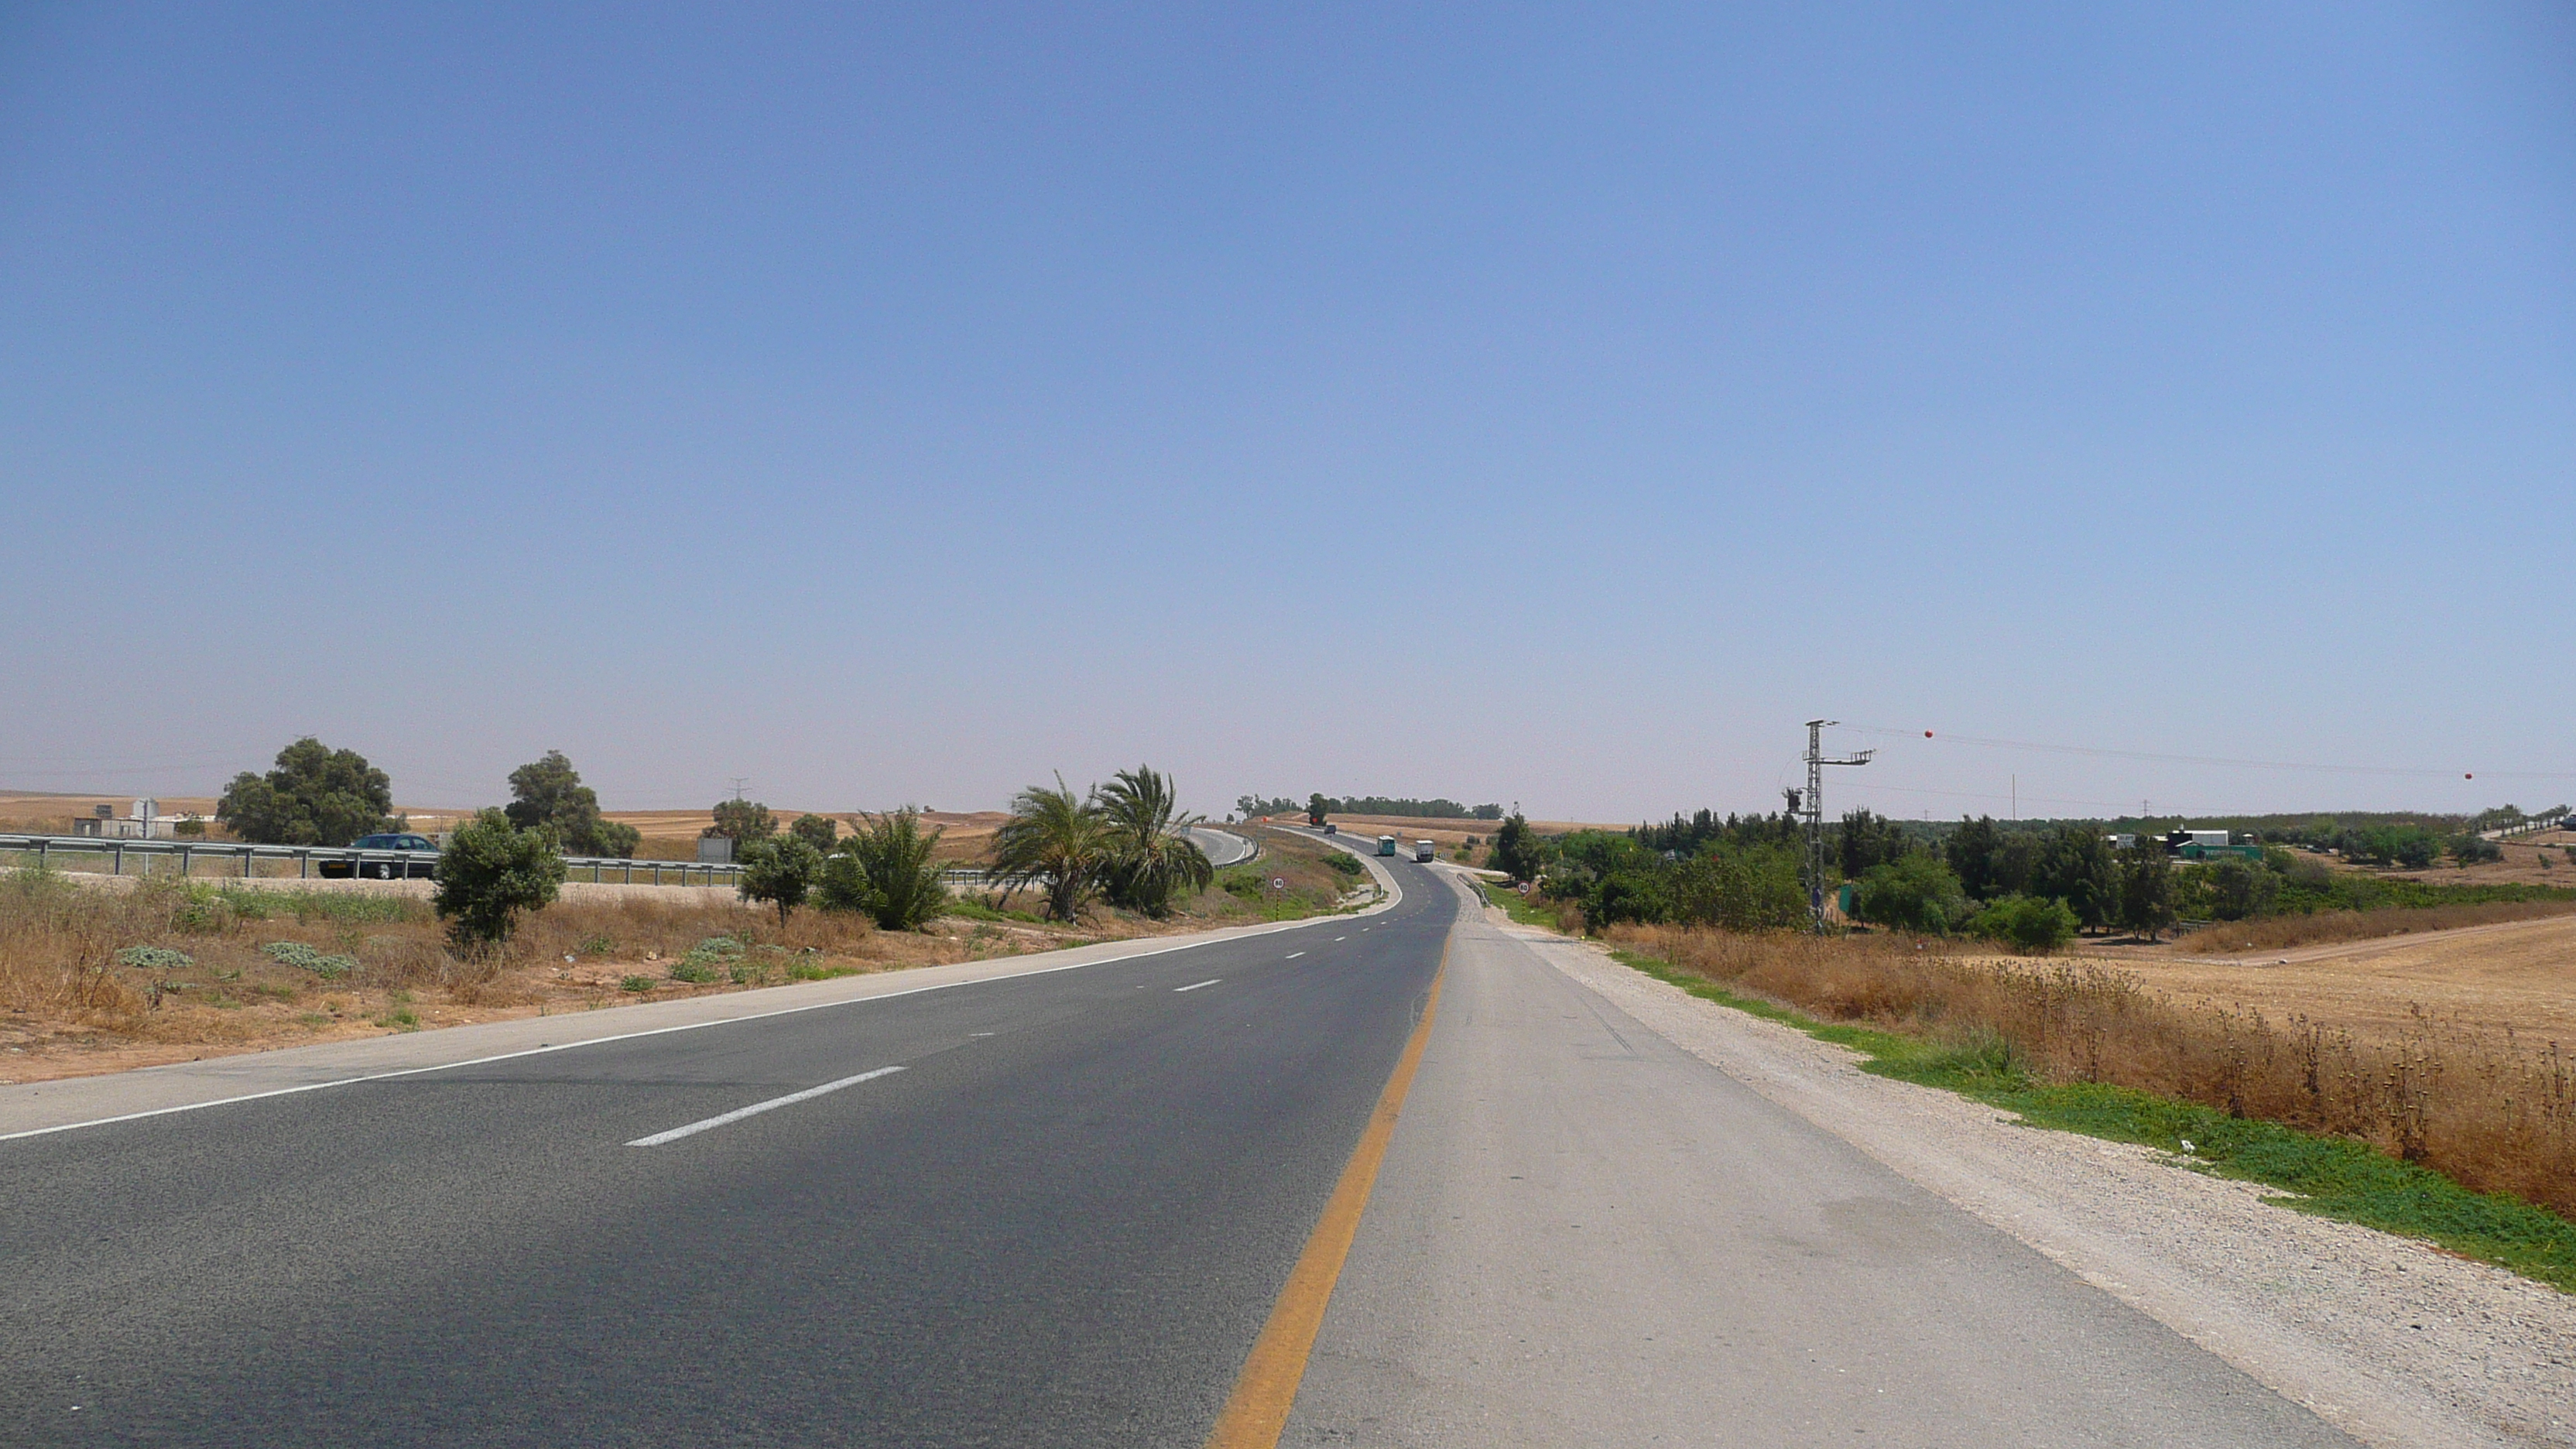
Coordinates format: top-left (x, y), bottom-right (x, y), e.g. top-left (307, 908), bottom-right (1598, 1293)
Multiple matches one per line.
top-left (1377, 835), bottom-right (1397, 857)
top-left (1413, 840), bottom-right (1435, 862)
top-left (317, 832), bottom-right (440, 879)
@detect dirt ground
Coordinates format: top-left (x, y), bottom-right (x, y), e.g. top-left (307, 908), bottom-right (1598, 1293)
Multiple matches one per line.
top-left (0, 827), bottom-right (1368, 1086)
top-left (2077, 913), bottom-right (2576, 1043)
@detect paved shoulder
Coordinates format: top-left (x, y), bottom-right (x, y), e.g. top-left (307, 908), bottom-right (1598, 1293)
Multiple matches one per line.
top-left (1286, 879), bottom-right (2358, 1447)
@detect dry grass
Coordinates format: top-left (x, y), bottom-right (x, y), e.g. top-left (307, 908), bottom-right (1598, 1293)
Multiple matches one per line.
top-left (2173, 900), bottom-right (2576, 955)
top-left (1609, 923), bottom-right (2576, 1219)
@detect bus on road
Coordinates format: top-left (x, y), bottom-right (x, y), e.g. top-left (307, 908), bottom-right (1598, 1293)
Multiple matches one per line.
top-left (1377, 835), bottom-right (1397, 857)
top-left (1413, 840), bottom-right (1436, 862)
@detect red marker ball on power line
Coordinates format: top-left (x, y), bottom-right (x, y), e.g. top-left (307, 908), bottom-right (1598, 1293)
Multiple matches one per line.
top-left (1924, 731), bottom-right (1934, 738)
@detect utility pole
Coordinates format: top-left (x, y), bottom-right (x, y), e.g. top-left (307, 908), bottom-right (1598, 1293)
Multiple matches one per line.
top-left (728, 776), bottom-right (750, 802)
top-left (1802, 720), bottom-right (1874, 933)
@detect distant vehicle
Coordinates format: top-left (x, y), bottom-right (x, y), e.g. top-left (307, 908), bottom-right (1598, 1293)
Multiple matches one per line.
top-left (1377, 835), bottom-right (1397, 857)
top-left (1413, 840), bottom-right (1435, 862)
top-left (1321, 823), bottom-right (1337, 835)
top-left (318, 833), bottom-right (440, 879)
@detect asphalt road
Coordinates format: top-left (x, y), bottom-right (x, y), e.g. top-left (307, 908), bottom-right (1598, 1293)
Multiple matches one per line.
top-left (0, 865), bottom-right (1447, 1447)
top-left (1187, 826), bottom-right (1257, 868)
top-left (3, 857), bottom-right (2361, 1447)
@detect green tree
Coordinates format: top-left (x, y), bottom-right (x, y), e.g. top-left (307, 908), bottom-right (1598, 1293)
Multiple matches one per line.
top-left (504, 749), bottom-right (639, 858)
top-left (1966, 895), bottom-right (2078, 953)
top-left (990, 775), bottom-right (1108, 922)
top-left (2031, 826), bottom-right (2119, 933)
top-left (1836, 810), bottom-right (1915, 879)
top-left (2447, 834), bottom-right (2502, 866)
top-left (737, 834), bottom-right (823, 925)
top-left (790, 813), bottom-right (841, 851)
top-left (705, 799), bottom-right (776, 846)
top-left (1853, 853), bottom-right (1969, 933)
top-left (1099, 766), bottom-right (1214, 918)
top-left (2117, 844), bottom-right (2177, 940)
top-left (217, 738), bottom-right (396, 846)
top-left (1672, 841), bottom-right (1806, 931)
top-left (1944, 816), bottom-right (2008, 900)
top-left (1307, 793), bottom-right (1330, 828)
top-left (433, 809), bottom-right (567, 951)
top-left (1491, 813), bottom-right (1547, 884)
top-left (819, 809), bottom-right (951, 930)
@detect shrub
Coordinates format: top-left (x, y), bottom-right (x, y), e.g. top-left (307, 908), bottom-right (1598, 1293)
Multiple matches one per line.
top-left (790, 814), bottom-right (841, 851)
top-left (432, 808), bottom-right (567, 951)
top-left (818, 809), bottom-right (949, 930)
top-left (114, 945), bottom-right (194, 972)
top-left (1320, 851), bottom-right (1362, 878)
top-left (2449, 834), bottom-right (2503, 866)
top-left (738, 834), bottom-right (824, 925)
top-left (1853, 855), bottom-right (1969, 933)
top-left (262, 940), bottom-right (358, 978)
top-left (618, 975), bottom-right (656, 993)
top-left (1965, 895), bottom-right (2078, 953)
top-left (667, 959), bottom-right (721, 985)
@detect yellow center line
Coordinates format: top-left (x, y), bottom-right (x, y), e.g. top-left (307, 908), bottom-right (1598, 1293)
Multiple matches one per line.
top-left (1204, 940), bottom-right (1448, 1449)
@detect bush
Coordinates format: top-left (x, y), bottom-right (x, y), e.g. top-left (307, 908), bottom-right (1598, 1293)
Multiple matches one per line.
top-left (432, 809), bottom-right (567, 951)
top-left (504, 750), bottom-right (639, 858)
top-left (1965, 895), bottom-right (2078, 953)
top-left (817, 810), bottom-right (949, 930)
top-left (1672, 841), bottom-right (1805, 932)
top-left (1853, 855), bottom-right (1969, 933)
top-left (114, 945), bottom-right (194, 973)
top-left (262, 940), bottom-right (358, 978)
top-left (2448, 834), bottom-right (2503, 866)
top-left (1320, 851), bottom-right (1362, 878)
top-left (738, 834), bottom-right (824, 925)
top-left (790, 814), bottom-right (841, 851)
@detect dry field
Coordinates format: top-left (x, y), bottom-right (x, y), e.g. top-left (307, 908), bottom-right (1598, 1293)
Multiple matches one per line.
top-left (0, 828), bottom-right (1365, 1086)
top-left (2108, 912), bottom-right (2576, 1043)
top-left (1607, 922), bottom-right (2576, 1218)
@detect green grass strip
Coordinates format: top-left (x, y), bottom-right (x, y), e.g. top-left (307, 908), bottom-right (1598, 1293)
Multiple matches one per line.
top-left (1598, 947), bottom-right (2576, 1294)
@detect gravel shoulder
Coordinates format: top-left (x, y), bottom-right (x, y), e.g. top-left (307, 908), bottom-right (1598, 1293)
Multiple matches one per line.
top-left (1506, 905), bottom-right (2576, 1447)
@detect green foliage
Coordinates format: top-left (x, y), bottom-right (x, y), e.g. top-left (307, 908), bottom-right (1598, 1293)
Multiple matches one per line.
top-left (2448, 834), bottom-right (2503, 865)
top-left (819, 809), bottom-right (951, 930)
top-left (2117, 844), bottom-right (2177, 939)
top-left (1279, 796), bottom-right (1502, 820)
top-left (667, 958), bottom-right (721, 984)
top-left (216, 737), bottom-right (396, 846)
top-left (619, 975), bottom-right (656, 993)
top-left (1490, 813), bottom-right (1548, 884)
top-left (790, 813), bottom-right (841, 851)
top-left (432, 808), bottom-right (567, 951)
top-left (1965, 894), bottom-right (2078, 952)
top-left (990, 774), bottom-right (1108, 922)
top-left (736, 833), bottom-right (824, 925)
top-left (115, 945), bottom-right (194, 972)
top-left (786, 961), bottom-right (861, 982)
top-left (1673, 841), bottom-right (1806, 931)
top-left (1852, 854), bottom-right (1968, 933)
top-left (2176, 858), bottom-right (2280, 921)
top-left (1098, 766), bottom-right (1213, 919)
top-left (1318, 851), bottom-right (1362, 878)
top-left (171, 815), bottom-right (207, 838)
top-left (704, 799), bottom-right (776, 844)
top-left (262, 940), bottom-right (358, 978)
top-left (504, 749), bottom-right (639, 858)
top-left (1835, 810), bottom-right (1916, 879)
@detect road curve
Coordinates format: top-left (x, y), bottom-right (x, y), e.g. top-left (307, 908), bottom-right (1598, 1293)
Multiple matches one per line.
top-left (1189, 825), bottom-right (1257, 868)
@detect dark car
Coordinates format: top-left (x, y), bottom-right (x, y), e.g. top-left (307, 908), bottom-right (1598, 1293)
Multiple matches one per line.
top-left (317, 832), bottom-right (440, 879)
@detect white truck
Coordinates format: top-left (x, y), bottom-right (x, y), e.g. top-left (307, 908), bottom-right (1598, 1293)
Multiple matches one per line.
top-left (1413, 840), bottom-right (1436, 862)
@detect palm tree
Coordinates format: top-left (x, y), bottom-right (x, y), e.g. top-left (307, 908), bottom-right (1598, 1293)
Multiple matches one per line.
top-left (1099, 765), bottom-right (1214, 919)
top-left (988, 774), bottom-right (1108, 922)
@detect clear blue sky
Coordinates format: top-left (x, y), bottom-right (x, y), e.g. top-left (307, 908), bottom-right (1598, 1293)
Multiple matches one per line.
top-left (5, 3), bottom-right (2571, 823)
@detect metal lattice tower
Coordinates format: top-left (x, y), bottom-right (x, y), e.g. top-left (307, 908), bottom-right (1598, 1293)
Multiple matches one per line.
top-left (1802, 720), bottom-right (1874, 933)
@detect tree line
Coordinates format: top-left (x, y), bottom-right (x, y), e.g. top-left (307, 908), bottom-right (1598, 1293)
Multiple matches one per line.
top-left (1236, 793), bottom-right (1502, 821)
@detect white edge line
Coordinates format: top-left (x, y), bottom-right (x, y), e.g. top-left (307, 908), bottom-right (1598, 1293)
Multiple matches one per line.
top-left (626, 1065), bottom-right (904, 1146)
top-left (1173, 979), bottom-right (1221, 992)
top-left (1285, 951), bottom-right (1306, 959)
top-left (0, 884), bottom-right (1404, 1146)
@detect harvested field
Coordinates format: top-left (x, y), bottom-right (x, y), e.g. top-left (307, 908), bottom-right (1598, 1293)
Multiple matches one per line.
top-left (2122, 912), bottom-right (2576, 1042)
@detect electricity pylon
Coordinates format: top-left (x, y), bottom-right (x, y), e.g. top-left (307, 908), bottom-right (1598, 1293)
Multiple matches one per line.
top-left (1803, 720), bottom-right (1874, 933)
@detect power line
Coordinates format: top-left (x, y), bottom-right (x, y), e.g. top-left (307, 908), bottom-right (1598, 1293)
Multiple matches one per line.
top-left (1843, 724), bottom-right (2571, 781)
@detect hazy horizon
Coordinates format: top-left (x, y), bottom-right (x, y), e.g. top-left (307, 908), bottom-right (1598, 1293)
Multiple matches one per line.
top-left (6, 5), bottom-right (2571, 824)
